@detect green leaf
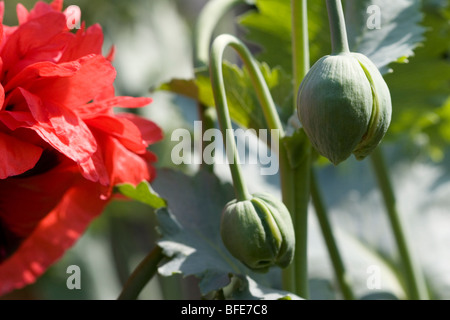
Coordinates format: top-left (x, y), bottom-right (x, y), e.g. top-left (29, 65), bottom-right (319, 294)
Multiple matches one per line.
top-left (238, 0), bottom-right (329, 70)
top-left (238, 0), bottom-right (425, 74)
top-left (238, 0), bottom-right (292, 71)
top-left (222, 61), bottom-right (293, 129)
top-left (158, 78), bottom-right (199, 101)
top-left (152, 168), bottom-right (298, 298)
top-left (115, 181), bottom-right (167, 209)
top-left (159, 61), bottom-right (293, 130)
top-left (345, 0), bottom-right (426, 74)
top-left (383, 3), bottom-right (450, 159)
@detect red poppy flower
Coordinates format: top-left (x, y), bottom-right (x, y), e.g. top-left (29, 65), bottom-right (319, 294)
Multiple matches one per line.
top-left (0, 0), bottom-right (163, 295)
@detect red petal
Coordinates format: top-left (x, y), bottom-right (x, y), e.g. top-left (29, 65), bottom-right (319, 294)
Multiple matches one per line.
top-left (0, 2), bottom-right (4, 23)
top-left (78, 147), bottom-right (109, 186)
top-left (75, 96), bottom-right (152, 118)
top-left (0, 110), bottom-right (35, 131)
top-left (28, 1), bottom-right (61, 20)
top-left (105, 45), bottom-right (116, 62)
top-left (16, 3), bottom-right (29, 25)
top-left (26, 55), bottom-right (116, 109)
top-left (59, 24), bottom-right (104, 62)
top-left (0, 157), bottom-right (77, 237)
top-left (51, 0), bottom-right (63, 12)
top-left (102, 135), bottom-right (152, 187)
top-left (1, 13), bottom-right (67, 79)
top-left (19, 89), bottom-right (101, 182)
top-left (117, 112), bottom-right (163, 145)
top-left (0, 176), bottom-right (108, 295)
top-left (86, 115), bottom-right (148, 153)
top-left (0, 131), bottom-right (43, 178)
top-left (4, 60), bottom-right (80, 93)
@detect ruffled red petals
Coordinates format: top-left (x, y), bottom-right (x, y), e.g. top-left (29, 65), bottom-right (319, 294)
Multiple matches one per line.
top-left (0, 0), bottom-right (163, 295)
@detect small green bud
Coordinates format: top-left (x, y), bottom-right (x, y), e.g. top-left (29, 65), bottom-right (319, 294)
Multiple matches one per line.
top-left (220, 193), bottom-right (295, 272)
top-left (297, 52), bottom-right (392, 165)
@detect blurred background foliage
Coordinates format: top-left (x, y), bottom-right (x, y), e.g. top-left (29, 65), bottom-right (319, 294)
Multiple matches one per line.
top-left (2, 0), bottom-right (450, 300)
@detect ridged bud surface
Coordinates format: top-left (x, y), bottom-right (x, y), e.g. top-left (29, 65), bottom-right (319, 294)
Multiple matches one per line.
top-left (220, 193), bottom-right (295, 272)
top-left (297, 52), bottom-right (392, 165)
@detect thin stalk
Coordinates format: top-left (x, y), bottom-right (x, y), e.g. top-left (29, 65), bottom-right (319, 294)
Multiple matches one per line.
top-left (210, 34), bottom-right (284, 201)
top-left (325, 0), bottom-right (350, 54)
top-left (209, 34), bottom-right (284, 133)
top-left (310, 169), bottom-right (355, 300)
top-left (370, 147), bottom-right (428, 300)
top-left (280, 146), bottom-right (311, 298)
top-left (280, 146), bottom-right (297, 294)
top-left (194, 0), bottom-right (250, 69)
top-left (198, 102), bottom-right (216, 173)
top-left (280, 0), bottom-right (311, 298)
top-left (193, 0), bottom-right (249, 173)
top-left (291, 0), bottom-right (310, 100)
top-left (210, 34), bottom-right (321, 296)
top-left (117, 246), bottom-right (165, 300)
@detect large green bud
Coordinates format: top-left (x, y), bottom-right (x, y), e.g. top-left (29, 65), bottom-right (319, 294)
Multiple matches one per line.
top-left (220, 193), bottom-right (295, 272)
top-left (297, 52), bottom-right (392, 165)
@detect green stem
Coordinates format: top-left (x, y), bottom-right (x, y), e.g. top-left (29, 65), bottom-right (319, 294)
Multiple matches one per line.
top-left (280, 146), bottom-right (311, 298)
top-left (210, 35), bottom-right (284, 134)
top-left (310, 169), bottom-right (355, 300)
top-left (325, 0), bottom-right (350, 54)
top-left (194, 0), bottom-right (251, 69)
top-left (370, 147), bottom-right (428, 300)
top-left (117, 246), bottom-right (165, 300)
top-left (198, 102), bottom-right (216, 173)
top-left (291, 0), bottom-right (310, 100)
top-left (280, 0), bottom-right (312, 299)
top-left (210, 34), bottom-right (283, 201)
top-left (193, 0), bottom-right (250, 173)
top-left (280, 146), bottom-right (297, 294)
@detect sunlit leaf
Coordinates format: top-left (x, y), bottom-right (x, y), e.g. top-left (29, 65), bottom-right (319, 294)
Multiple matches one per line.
top-left (152, 168), bottom-right (298, 298)
top-left (116, 181), bottom-right (167, 209)
top-left (384, 3), bottom-right (450, 159)
top-left (239, 0), bottom-right (426, 74)
top-left (345, 0), bottom-right (426, 74)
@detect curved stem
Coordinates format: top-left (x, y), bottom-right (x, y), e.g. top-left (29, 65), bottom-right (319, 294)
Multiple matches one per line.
top-left (310, 169), bottom-right (355, 300)
top-left (117, 246), bottom-right (165, 300)
top-left (210, 34), bottom-right (284, 201)
top-left (194, 0), bottom-right (251, 69)
top-left (370, 147), bottom-right (428, 300)
top-left (325, 0), bottom-right (350, 54)
top-left (193, 0), bottom-right (251, 173)
top-left (210, 35), bottom-right (284, 134)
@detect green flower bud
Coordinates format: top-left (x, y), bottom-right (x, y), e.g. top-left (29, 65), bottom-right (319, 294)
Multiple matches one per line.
top-left (220, 193), bottom-right (295, 272)
top-left (297, 52), bottom-right (392, 165)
